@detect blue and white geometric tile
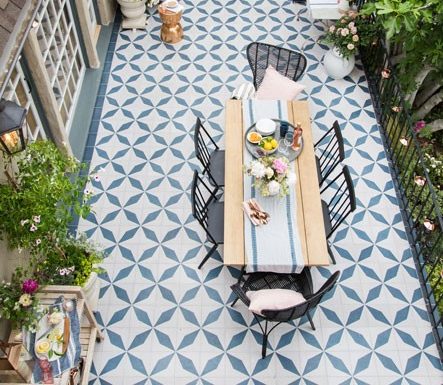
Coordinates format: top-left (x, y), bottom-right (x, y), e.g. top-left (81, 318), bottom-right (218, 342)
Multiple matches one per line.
top-left (77, 1), bottom-right (443, 384)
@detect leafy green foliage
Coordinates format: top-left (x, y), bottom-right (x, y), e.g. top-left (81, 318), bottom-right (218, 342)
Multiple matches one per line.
top-left (0, 141), bottom-right (91, 252)
top-left (33, 234), bottom-right (104, 287)
top-left (361, 0), bottom-right (443, 93)
top-left (0, 140), bottom-right (104, 292)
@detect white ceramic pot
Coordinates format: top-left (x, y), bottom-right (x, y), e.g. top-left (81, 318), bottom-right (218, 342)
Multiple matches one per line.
top-left (118, 0), bottom-right (147, 19)
top-left (323, 47), bottom-right (355, 80)
top-left (82, 272), bottom-right (100, 312)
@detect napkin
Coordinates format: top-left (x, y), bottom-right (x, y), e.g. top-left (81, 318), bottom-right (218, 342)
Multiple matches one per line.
top-left (242, 199), bottom-right (270, 226)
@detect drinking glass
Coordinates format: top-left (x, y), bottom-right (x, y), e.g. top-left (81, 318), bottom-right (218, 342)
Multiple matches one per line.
top-left (284, 131), bottom-right (294, 151)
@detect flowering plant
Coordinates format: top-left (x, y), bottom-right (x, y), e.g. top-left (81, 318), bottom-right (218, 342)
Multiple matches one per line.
top-left (0, 269), bottom-right (42, 332)
top-left (0, 141), bottom-right (104, 286)
top-left (33, 233), bottom-right (104, 287)
top-left (321, 10), bottom-right (376, 58)
top-left (245, 156), bottom-right (294, 197)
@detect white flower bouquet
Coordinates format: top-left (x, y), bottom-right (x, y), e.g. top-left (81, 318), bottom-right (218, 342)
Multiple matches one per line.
top-left (245, 156), bottom-right (294, 197)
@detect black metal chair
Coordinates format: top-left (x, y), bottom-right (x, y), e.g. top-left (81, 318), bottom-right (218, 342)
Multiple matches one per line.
top-left (231, 270), bottom-right (340, 358)
top-left (314, 120), bottom-right (345, 189)
top-left (321, 165), bottom-right (356, 263)
top-left (191, 170), bottom-right (224, 269)
top-left (246, 42), bottom-right (307, 90)
top-left (194, 117), bottom-right (225, 191)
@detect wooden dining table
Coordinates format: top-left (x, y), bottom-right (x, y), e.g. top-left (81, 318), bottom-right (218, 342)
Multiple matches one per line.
top-left (223, 99), bottom-right (330, 268)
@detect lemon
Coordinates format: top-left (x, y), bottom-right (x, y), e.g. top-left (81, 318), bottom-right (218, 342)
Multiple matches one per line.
top-left (36, 339), bottom-right (50, 354)
top-left (263, 142), bottom-right (273, 151)
top-left (270, 139), bottom-right (278, 149)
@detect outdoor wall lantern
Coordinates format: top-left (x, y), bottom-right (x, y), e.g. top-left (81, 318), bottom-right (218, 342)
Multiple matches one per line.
top-left (0, 99), bottom-right (27, 155)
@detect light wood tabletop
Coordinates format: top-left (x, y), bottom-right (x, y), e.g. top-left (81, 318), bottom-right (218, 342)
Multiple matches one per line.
top-left (223, 99), bottom-right (329, 267)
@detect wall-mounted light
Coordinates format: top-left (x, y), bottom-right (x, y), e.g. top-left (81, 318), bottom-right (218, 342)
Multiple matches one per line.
top-left (0, 99), bottom-right (27, 155)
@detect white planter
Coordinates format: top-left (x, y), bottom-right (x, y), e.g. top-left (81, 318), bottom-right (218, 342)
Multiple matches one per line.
top-left (323, 47), bottom-right (355, 80)
top-left (118, 0), bottom-right (147, 29)
top-left (82, 272), bottom-right (100, 312)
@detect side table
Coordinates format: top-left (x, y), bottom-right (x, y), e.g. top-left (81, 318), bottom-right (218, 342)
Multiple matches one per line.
top-left (158, 6), bottom-right (183, 44)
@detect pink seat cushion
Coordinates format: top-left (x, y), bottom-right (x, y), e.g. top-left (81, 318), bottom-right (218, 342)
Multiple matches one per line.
top-left (246, 289), bottom-right (306, 316)
top-left (255, 66), bottom-right (305, 100)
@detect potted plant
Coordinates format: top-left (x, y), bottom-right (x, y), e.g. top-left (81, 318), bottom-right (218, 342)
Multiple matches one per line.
top-left (321, 10), bottom-right (376, 79)
top-left (0, 141), bottom-right (105, 311)
top-left (31, 234), bottom-right (104, 310)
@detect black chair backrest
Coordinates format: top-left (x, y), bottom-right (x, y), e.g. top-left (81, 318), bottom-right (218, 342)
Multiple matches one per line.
top-left (191, 170), bottom-right (217, 242)
top-left (262, 271), bottom-right (340, 322)
top-left (324, 165), bottom-right (356, 237)
top-left (194, 117), bottom-right (219, 174)
top-left (246, 42), bottom-right (307, 90)
top-left (315, 121), bottom-right (345, 186)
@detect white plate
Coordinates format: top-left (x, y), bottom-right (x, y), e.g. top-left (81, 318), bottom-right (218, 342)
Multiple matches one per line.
top-left (255, 119), bottom-right (276, 136)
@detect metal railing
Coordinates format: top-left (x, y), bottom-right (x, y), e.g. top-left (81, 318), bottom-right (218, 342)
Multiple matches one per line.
top-left (359, 33), bottom-right (443, 361)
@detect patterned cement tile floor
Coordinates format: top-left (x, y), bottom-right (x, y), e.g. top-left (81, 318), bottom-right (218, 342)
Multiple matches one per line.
top-left (77, 1), bottom-right (443, 384)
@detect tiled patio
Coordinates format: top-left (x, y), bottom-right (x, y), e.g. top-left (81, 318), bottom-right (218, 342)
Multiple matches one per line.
top-left (78, 1), bottom-right (443, 384)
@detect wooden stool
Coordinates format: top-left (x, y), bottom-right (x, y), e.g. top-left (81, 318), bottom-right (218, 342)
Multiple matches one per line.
top-left (158, 6), bottom-right (183, 44)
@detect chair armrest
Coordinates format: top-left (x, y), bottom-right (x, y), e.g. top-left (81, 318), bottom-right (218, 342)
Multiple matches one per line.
top-left (230, 283), bottom-right (251, 307)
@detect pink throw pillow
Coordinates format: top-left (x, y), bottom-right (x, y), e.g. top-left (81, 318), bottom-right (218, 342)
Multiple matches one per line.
top-left (246, 289), bottom-right (306, 316)
top-left (255, 66), bottom-right (305, 100)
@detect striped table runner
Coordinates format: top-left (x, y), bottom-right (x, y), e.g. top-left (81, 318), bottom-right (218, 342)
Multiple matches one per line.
top-left (243, 100), bottom-right (305, 274)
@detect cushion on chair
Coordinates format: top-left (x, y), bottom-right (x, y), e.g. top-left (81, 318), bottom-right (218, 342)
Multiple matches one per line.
top-left (209, 149), bottom-right (225, 186)
top-left (207, 201), bottom-right (225, 243)
top-left (255, 66), bottom-right (305, 100)
top-left (246, 288), bottom-right (306, 316)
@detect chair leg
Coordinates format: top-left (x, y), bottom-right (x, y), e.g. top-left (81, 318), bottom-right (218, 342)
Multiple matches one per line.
top-left (261, 333), bottom-right (268, 359)
top-left (327, 243), bottom-right (336, 265)
top-left (198, 244), bottom-right (218, 269)
top-left (231, 266), bottom-right (246, 307)
top-left (307, 311), bottom-right (316, 330)
top-left (261, 320), bottom-right (269, 359)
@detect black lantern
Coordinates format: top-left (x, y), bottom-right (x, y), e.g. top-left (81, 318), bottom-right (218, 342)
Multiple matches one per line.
top-left (0, 99), bottom-right (27, 155)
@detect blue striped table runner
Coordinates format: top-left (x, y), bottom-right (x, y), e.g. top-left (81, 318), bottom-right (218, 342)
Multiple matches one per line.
top-left (243, 100), bottom-right (305, 274)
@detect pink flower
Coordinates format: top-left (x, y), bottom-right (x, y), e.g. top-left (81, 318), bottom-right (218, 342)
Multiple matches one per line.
top-left (351, 27), bottom-right (357, 35)
top-left (414, 120), bottom-right (426, 132)
top-left (341, 28), bottom-right (349, 36)
top-left (22, 279), bottom-right (39, 294)
top-left (30, 224), bottom-right (37, 232)
top-left (273, 158), bottom-right (288, 174)
top-left (329, 25), bottom-right (335, 33)
top-left (347, 43), bottom-right (355, 50)
top-left (352, 35), bottom-right (359, 42)
top-left (348, 22), bottom-right (355, 28)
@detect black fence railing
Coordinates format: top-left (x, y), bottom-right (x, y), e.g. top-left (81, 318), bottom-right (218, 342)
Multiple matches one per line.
top-left (359, 34), bottom-right (443, 361)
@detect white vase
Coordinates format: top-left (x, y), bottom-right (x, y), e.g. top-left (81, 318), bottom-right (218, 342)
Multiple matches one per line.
top-left (82, 272), bottom-right (100, 312)
top-left (323, 47), bottom-right (355, 80)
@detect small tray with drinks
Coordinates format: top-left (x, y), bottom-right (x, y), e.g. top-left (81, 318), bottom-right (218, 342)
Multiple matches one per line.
top-left (245, 119), bottom-right (303, 161)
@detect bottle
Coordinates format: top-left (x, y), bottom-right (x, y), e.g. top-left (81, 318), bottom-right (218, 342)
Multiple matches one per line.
top-left (292, 122), bottom-right (303, 151)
